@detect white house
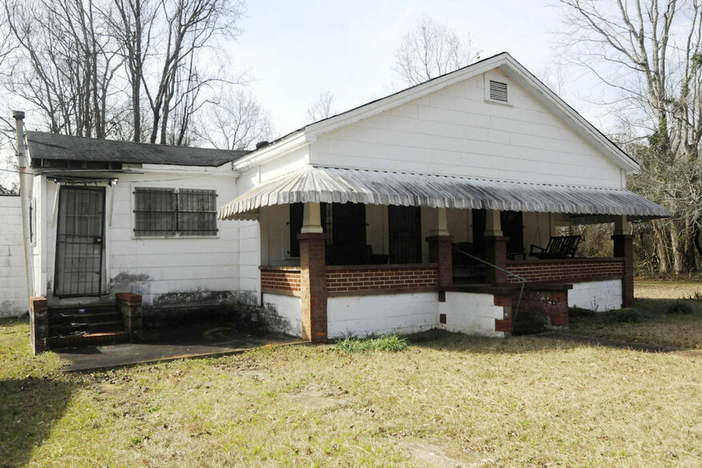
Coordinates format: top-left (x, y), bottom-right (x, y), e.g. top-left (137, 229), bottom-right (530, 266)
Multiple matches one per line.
top-left (15, 52), bottom-right (668, 353)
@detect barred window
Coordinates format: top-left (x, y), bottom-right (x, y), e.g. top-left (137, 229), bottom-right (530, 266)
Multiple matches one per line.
top-left (134, 188), bottom-right (218, 237)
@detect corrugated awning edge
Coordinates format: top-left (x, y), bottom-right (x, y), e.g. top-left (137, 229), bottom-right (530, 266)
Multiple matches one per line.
top-left (218, 165), bottom-right (670, 221)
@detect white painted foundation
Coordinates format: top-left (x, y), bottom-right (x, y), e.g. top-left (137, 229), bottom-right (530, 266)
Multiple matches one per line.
top-left (439, 292), bottom-right (505, 337)
top-left (261, 293), bottom-right (302, 336)
top-left (327, 293), bottom-right (439, 338)
top-left (568, 280), bottom-right (623, 311)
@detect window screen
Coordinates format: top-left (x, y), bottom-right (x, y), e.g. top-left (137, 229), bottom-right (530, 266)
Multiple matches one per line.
top-left (134, 188), bottom-right (217, 236)
top-left (178, 189), bottom-right (218, 236)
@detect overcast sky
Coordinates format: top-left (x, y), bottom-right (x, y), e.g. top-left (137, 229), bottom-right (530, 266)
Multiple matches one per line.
top-left (228, 0), bottom-right (602, 137)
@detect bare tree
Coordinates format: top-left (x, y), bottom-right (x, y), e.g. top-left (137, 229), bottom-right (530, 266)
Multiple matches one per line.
top-left (0, 6), bottom-right (15, 69)
top-left (5, 0), bottom-right (122, 138)
top-left (559, 0), bottom-right (702, 273)
top-left (394, 16), bottom-right (478, 86)
top-left (3, 0), bottom-right (245, 146)
top-left (306, 89), bottom-right (335, 122)
top-left (197, 89), bottom-right (274, 150)
top-left (107, 0), bottom-right (157, 142)
top-left (144, 0), bottom-right (243, 144)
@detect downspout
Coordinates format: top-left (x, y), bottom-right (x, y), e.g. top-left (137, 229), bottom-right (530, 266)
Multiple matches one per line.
top-left (13, 110), bottom-right (34, 309)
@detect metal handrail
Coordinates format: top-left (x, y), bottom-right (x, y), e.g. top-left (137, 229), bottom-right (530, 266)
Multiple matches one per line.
top-left (454, 248), bottom-right (527, 327)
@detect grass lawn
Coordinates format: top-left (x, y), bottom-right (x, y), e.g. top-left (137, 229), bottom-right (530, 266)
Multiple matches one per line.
top-left (567, 280), bottom-right (702, 349)
top-left (3, 317), bottom-right (702, 467)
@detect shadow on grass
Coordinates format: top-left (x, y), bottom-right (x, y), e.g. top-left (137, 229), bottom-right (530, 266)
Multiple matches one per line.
top-left (406, 328), bottom-right (585, 355)
top-left (0, 378), bottom-right (78, 466)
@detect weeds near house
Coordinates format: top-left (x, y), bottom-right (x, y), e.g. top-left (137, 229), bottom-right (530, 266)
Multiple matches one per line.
top-left (684, 291), bottom-right (702, 301)
top-left (334, 334), bottom-right (408, 353)
top-left (665, 300), bottom-right (695, 315)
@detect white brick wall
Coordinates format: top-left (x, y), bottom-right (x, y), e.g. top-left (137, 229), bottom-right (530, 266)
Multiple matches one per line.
top-left (439, 292), bottom-right (504, 337)
top-left (327, 293), bottom-right (439, 338)
top-left (569, 280), bottom-right (623, 311)
top-left (0, 195), bottom-right (28, 316)
top-left (261, 293), bottom-right (302, 336)
top-left (312, 71), bottom-right (623, 188)
top-left (38, 171), bottom-right (241, 307)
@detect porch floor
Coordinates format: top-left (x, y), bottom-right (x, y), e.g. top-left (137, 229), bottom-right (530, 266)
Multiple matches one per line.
top-left (56, 326), bottom-right (305, 372)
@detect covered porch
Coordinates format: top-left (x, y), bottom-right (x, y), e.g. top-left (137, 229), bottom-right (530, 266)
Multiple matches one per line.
top-left (219, 166), bottom-right (668, 343)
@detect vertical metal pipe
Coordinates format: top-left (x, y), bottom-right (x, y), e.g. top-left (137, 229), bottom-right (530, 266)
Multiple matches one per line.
top-left (13, 110), bottom-right (33, 309)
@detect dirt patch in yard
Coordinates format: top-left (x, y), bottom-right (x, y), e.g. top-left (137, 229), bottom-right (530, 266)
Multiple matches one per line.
top-left (401, 441), bottom-right (484, 467)
top-left (289, 388), bottom-right (349, 410)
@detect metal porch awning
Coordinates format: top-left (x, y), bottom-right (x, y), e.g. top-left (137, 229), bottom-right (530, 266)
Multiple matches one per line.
top-left (218, 165), bottom-right (669, 221)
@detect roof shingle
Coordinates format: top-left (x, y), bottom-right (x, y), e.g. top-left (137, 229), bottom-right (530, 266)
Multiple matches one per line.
top-left (26, 131), bottom-right (249, 167)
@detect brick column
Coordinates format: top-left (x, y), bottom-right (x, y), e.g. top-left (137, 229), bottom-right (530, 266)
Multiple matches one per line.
top-left (493, 293), bottom-right (513, 337)
top-left (116, 293), bottom-right (143, 341)
top-left (29, 296), bottom-right (49, 354)
top-left (427, 235), bottom-right (454, 288)
top-left (484, 236), bottom-right (509, 284)
top-left (612, 234), bottom-right (634, 307)
top-left (298, 232), bottom-right (328, 344)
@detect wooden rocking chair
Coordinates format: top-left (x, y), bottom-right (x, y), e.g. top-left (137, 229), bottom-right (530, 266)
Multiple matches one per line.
top-left (529, 235), bottom-right (581, 259)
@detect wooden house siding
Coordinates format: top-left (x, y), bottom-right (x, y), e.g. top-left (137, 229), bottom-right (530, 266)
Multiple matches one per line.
top-left (311, 71), bottom-right (623, 188)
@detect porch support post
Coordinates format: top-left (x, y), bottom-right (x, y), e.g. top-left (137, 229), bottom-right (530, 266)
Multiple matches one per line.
top-left (484, 210), bottom-right (508, 284)
top-left (116, 293), bottom-right (143, 342)
top-left (427, 208), bottom-right (453, 288)
top-left (298, 202), bottom-right (328, 344)
top-left (301, 202), bottom-right (323, 234)
top-left (612, 215), bottom-right (634, 307)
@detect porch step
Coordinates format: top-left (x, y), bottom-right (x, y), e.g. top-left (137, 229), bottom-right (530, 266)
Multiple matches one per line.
top-left (47, 331), bottom-right (129, 348)
top-left (50, 320), bottom-right (124, 335)
top-left (48, 304), bottom-right (125, 342)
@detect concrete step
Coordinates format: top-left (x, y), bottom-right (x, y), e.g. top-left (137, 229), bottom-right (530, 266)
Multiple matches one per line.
top-left (50, 310), bottom-right (122, 325)
top-left (48, 303), bottom-right (125, 340)
top-left (50, 320), bottom-right (124, 336)
top-left (47, 331), bottom-right (129, 348)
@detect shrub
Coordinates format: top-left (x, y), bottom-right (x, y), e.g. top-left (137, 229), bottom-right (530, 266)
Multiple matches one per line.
top-left (604, 309), bottom-right (647, 323)
top-left (665, 300), bottom-right (695, 315)
top-left (568, 307), bottom-right (598, 319)
top-left (334, 334), bottom-right (408, 353)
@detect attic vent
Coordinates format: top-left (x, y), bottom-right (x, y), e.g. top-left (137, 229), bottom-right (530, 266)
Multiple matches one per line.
top-left (489, 80), bottom-right (508, 102)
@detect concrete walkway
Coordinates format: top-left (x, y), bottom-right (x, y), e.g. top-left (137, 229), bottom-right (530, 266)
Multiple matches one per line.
top-left (57, 326), bottom-right (305, 372)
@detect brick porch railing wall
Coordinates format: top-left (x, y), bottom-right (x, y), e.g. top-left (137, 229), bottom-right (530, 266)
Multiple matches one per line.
top-left (505, 258), bottom-right (624, 284)
top-left (326, 264), bottom-right (438, 296)
top-left (260, 267), bottom-right (302, 296)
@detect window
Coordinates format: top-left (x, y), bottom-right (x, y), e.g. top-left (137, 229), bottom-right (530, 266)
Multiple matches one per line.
top-left (134, 188), bottom-right (217, 237)
top-left (288, 202), bottom-right (365, 257)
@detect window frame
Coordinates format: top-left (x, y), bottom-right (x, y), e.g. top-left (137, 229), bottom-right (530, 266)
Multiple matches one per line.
top-left (133, 187), bottom-right (219, 238)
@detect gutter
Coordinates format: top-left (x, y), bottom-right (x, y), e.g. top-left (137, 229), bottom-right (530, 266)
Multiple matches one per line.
top-left (231, 131), bottom-right (309, 173)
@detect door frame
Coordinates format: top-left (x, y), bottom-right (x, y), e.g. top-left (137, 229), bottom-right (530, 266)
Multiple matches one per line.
top-left (54, 186), bottom-right (107, 298)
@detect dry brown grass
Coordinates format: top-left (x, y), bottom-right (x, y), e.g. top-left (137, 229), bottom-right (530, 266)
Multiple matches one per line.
top-left (568, 280), bottom-right (702, 349)
top-left (2, 318), bottom-right (702, 467)
top-left (635, 280), bottom-right (702, 299)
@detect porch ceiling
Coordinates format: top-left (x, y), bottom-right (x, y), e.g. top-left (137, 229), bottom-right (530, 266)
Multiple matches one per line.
top-left (218, 165), bottom-right (669, 221)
